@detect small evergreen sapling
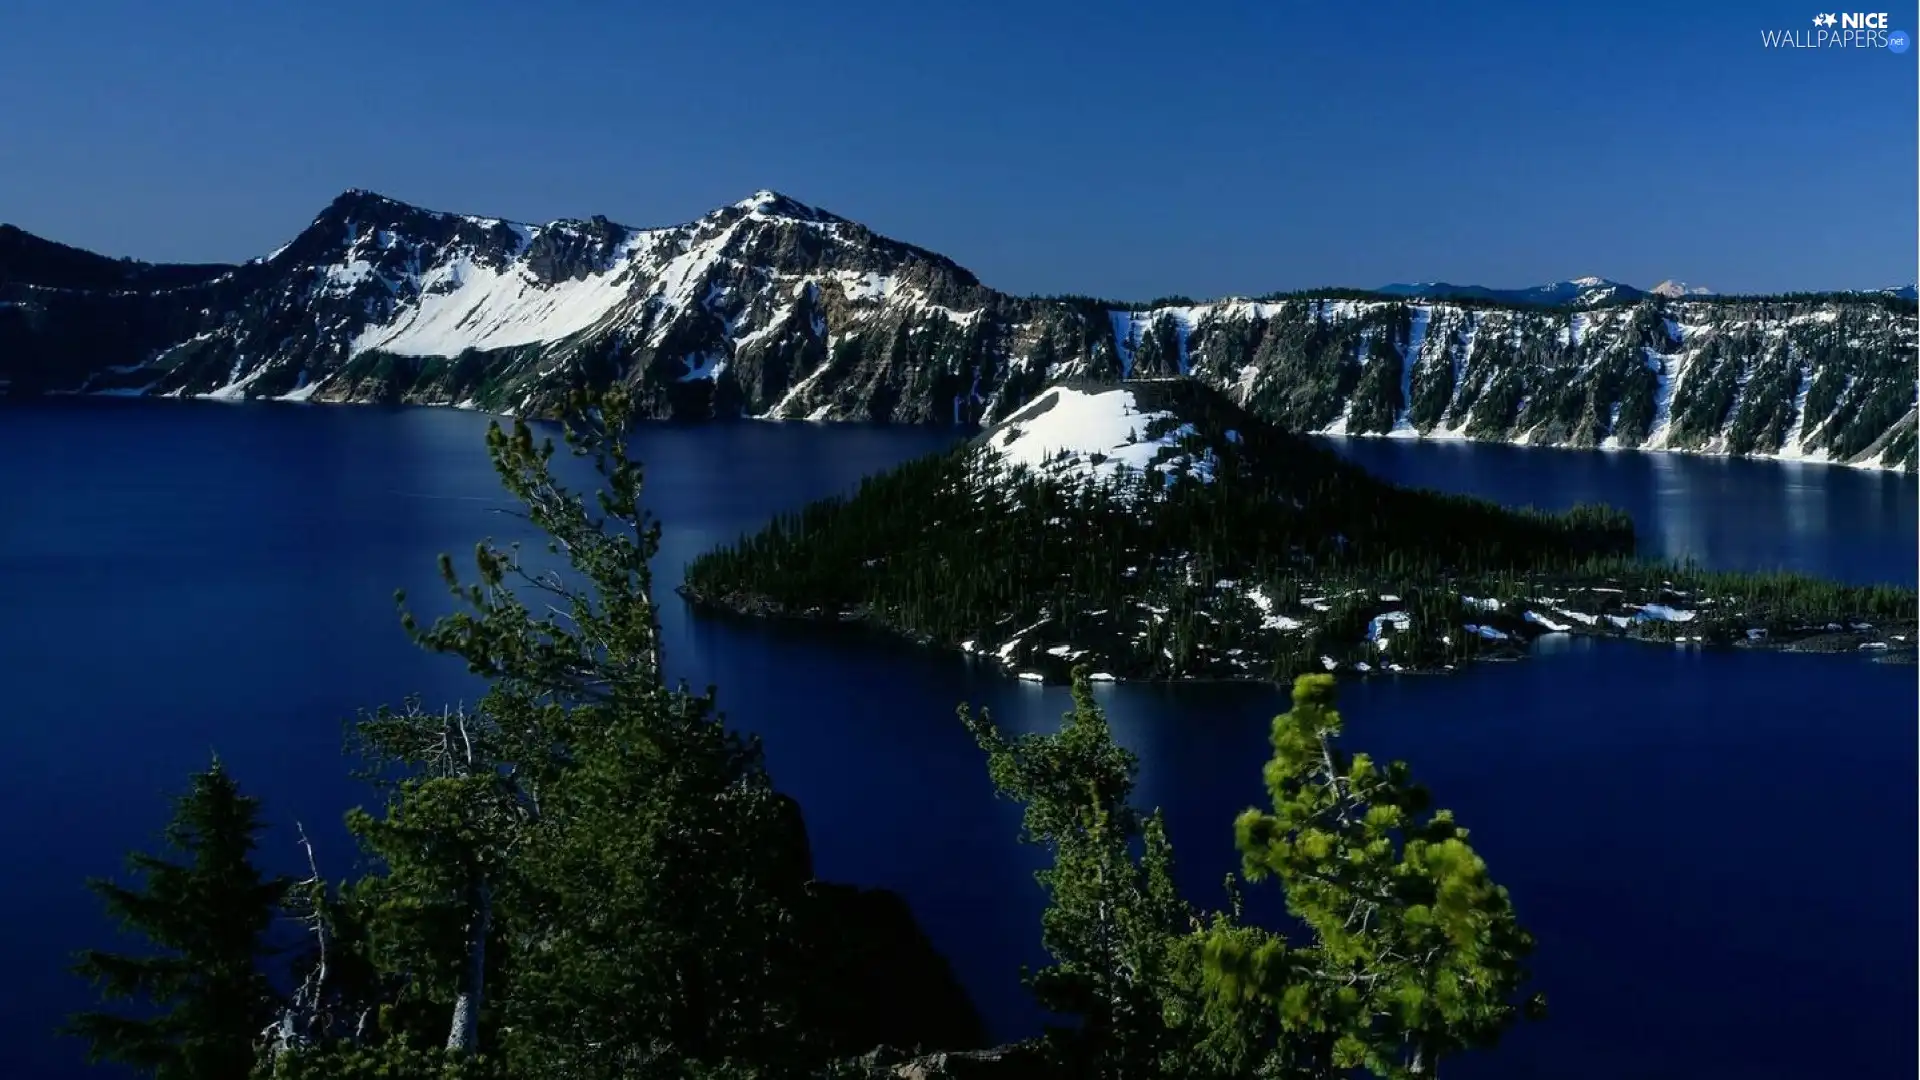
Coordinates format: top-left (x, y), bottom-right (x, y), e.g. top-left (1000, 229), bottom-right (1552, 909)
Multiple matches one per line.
top-left (67, 757), bottom-right (287, 1080)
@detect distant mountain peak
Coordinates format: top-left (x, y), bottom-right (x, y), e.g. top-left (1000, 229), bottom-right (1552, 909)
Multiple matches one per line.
top-left (306, 189), bottom-right (455, 236)
top-left (1374, 277), bottom-right (1643, 308)
top-left (1376, 276), bottom-right (1732, 307)
top-left (1651, 279), bottom-right (1714, 298)
top-left (733, 188), bottom-right (790, 211)
top-left (726, 188), bottom-right (840, 224)
top-left (326, 187), bottom-right (412, 211)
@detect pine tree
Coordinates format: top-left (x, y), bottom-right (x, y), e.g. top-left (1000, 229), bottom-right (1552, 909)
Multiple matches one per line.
top-left (1204, 675), bottom-right (1543, 1079)
top-left (344, 703), bottom-right (523, 1058)
top-left (960, 666), bottom-right (1202, 1079)
top-left (67, 757), bottom-right (287, 1080)
top-left (257, 386), bottom-right (999, 1080)
top-left (376, 388), bottom-right (815, 1079)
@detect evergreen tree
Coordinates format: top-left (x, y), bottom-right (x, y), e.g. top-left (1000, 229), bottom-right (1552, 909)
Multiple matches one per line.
top-left (67, 758), bottom-right (287, 1080)
top-left (1204, 675), bottom-right (1543, 1079)
top-left (295, 388), bottom-right (820, 1080)
top-left (961, 666), bottom-right (1207, 1079)
top-left (345, 703), bottom-right (523, 1057)
top-left (254, 386), bottom-right (999, 1080)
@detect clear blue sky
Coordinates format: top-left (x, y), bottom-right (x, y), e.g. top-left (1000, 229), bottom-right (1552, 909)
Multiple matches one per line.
top-left (1, 0), bottom-right (1913, 298)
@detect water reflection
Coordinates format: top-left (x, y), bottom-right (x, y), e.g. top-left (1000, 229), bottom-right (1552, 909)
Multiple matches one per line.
top-left (1531, 630), bottom-right (1585, 657)
top-left (1778, 459), bottom-right (1825, 539)
top-left (1323, 437), bottom-right (1914, 585)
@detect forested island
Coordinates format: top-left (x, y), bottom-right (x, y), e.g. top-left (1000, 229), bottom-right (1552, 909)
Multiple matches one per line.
top-left (682, 379), bottom-right (1916, 682)
top-left (67, 392), bottom-right (1549, 1080)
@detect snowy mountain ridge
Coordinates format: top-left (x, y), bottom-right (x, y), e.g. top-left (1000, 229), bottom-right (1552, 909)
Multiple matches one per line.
top-left (1, 189), bottom-right (1914, 470)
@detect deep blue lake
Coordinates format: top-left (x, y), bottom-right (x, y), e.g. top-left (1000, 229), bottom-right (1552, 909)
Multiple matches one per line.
top-left (2, 400), bottom-right (1913, 1080)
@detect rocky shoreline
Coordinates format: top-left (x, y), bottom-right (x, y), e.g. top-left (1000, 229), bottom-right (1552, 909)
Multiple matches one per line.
top-left (675, 584), bottom-right (1917, 686)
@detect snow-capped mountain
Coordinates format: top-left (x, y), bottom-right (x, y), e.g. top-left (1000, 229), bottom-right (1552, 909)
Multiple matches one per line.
top-left (1, 189), bottom-right (1021, 420)
top-left (1650, 280), bottom-right (1715, 298)
top-left (2, 190), bottom-right (1914, 470)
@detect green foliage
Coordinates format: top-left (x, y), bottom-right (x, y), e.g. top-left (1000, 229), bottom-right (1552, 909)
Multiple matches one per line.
top-left (1203, 676), bottom-right (1542, 1079)
top-left (960, 667), bottom-right (1226, 1079)
top-left (67, 758), bottom-right (287, 1080)
top-left (324, 389), bottom-right (819, 1078)
top-left (964, 672), bottom-right (1553, 1080)
top-left (258, 1041), bottom-right (507, 1080)
top-left (240, 388), bottom-right (975, 1080)
top-left (343, 765), bottom-right (513, 1034)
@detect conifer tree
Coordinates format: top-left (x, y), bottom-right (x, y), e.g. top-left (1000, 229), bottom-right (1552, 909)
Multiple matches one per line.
top-left (1204, 675), bottom-right (1543, 1079)
top-left (67, 757), bottom-right (287, 1080)
top-left (961, 666), bottom-right (1202, 1079)
top-left (377, 389), bottom-right (813, 1079)
top-left (253, 706), bottom-right (521, 1080)
top-left (343, 703), bottom-right (523, 1058)
top-left (257, 387), bottom-right (993, 1080)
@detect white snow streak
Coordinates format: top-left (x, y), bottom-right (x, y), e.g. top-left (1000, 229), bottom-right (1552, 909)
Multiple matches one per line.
top-left (352, 248), bottom-right (645, 357)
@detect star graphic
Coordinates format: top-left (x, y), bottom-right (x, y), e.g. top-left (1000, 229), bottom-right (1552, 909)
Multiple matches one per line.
top-left (1823, 13), bottom-right (1838, 26)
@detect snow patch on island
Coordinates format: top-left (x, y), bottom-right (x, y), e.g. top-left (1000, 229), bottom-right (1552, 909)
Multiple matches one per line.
top-left (978, 386), bottom-right (1220, 494)
top-left (1633, 604), bottom-right (1697, 623)
top-left (1244, 585), bottom-right (1306, 631)
top-left (1523, 610), bottom-right (1571, 632)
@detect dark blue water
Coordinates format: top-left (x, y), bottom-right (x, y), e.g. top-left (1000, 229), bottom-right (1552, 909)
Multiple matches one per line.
top-left (2, 400), bottom-right (1913, 1080)
top-left (1323, 435), bottom-right (1915, 586)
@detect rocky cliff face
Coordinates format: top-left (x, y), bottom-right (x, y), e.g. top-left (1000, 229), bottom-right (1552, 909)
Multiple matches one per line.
top-left (3, 190), bottom-right (1913, 469)
top-left (1127, 296), bottom-right (1916, 468)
